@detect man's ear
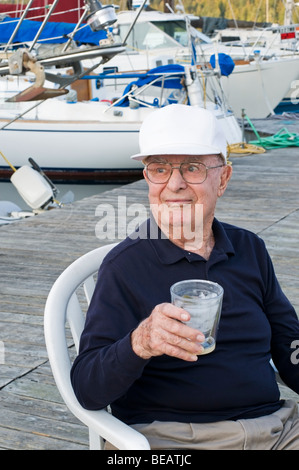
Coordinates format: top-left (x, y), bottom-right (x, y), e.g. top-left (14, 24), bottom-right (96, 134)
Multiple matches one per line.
top-left (218, 164), bottom-right (233, 197)
top-left (143, 167), bottom-right (149, 183)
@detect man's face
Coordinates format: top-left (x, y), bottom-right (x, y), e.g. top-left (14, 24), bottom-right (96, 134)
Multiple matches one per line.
top-left (143, 154), bottom-right (232, 242)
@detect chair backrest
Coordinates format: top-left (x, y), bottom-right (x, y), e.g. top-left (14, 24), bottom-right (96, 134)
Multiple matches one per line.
top-left (44, 243), bottom-right (150, 450)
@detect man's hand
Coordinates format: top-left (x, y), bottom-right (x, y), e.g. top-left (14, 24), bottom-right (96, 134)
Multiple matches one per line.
top-left (131, 303), bottom-right (205, 361)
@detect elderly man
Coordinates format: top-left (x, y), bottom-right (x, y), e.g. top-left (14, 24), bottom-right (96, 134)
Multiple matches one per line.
top-left (71, 104), bottom-right (299, 450)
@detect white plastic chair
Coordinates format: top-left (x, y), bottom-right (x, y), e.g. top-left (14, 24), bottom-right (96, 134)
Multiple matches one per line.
top-left (44, 243), bottom-right (150, 450)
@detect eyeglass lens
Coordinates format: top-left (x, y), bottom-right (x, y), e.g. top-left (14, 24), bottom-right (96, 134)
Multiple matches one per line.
top-left (146, 162), bottom-right (210, 184)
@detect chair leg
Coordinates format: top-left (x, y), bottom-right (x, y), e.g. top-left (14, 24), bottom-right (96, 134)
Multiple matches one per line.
top-left (89, 428), bottom-right (104, 450)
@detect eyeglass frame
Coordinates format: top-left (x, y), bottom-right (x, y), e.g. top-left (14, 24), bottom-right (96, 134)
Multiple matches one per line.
top-left (144, 161), bottom-right (226, 185)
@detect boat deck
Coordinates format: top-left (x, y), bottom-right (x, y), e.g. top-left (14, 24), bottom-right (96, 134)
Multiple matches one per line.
top-left (0, 146), bottom-right (298, 450)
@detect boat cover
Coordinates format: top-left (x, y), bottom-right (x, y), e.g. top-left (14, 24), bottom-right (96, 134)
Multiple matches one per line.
top-left (209, 53), bottom-right (235, 76)
top-left (0, 16), bottom-right (107, 45)
top-left (118, 64), bottom-right (186, 107)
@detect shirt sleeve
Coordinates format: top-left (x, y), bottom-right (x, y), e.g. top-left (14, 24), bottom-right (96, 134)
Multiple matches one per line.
top-left (70, 255), bottom-right (150, 410)
top-left (262, 243), bottom-right (299, 394)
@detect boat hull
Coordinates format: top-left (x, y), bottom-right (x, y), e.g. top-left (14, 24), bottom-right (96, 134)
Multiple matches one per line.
top-left (0, 118), bottom-right (144, 182)
top-left (0, 98), bottom-right (242, 183)
top-left (218, 56), bottom-right (299, 119)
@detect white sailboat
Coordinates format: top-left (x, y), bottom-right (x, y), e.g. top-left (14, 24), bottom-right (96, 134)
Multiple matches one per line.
top-left (211, 0), bottom-right (299, 114)
top-left (0, 62), bottom-right (242, 182)
top-left (88, 8), bottom-right (299, 119)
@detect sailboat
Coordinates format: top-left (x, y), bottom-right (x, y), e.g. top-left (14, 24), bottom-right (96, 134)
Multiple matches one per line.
top-left (208, 0), bottom-right (299, 113)
top-left (88, 7), bottom-right (299, 119)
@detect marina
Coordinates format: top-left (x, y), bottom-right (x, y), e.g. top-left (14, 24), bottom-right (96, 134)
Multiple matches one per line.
top-left (1, 0), bottom-right (299, 182)
top-left (0, 145), bottom-right (298, 450)
top-left (0, 0), bottom-right (298, 451)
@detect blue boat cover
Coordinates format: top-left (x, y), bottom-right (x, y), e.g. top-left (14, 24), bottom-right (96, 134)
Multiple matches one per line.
top-left (118, 64), bottom-right (186, 107)
top-left (209, 53), bottom-right (235, 76)
top-left (0, 16), bottom-right (107, 45)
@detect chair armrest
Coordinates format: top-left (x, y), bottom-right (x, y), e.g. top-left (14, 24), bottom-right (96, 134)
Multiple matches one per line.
top-left (73, 406), bottom-right (151, 450)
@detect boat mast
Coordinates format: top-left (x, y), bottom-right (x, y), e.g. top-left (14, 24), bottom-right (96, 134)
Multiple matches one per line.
top-left (163, 0), bottom-right (175, 12)
top-left (284, 0), bottom-right (294, 25)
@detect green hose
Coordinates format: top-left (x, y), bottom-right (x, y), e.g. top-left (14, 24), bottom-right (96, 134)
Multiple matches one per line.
top-left (245, 115), bottom-right (299, 149)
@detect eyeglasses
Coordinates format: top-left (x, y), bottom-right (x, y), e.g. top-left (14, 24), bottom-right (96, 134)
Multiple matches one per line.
top-left (145, 162), bottom-right (225, 184)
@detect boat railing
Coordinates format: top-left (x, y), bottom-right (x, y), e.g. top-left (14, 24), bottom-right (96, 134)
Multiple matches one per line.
top-left (0, 3), bottom-right (83, 23)
top-left (101, 69), bottom-right (187, 111)
top-left (0, 0), bottom-right (153, 78)
top-left (0, 0), bottom-right (121, 66)
top-left (83, 61), bottom-right (230, 115)
top-left (0, 0), bottom-right (79, 53)
top-left (215, 23), bottom-right (299, 61)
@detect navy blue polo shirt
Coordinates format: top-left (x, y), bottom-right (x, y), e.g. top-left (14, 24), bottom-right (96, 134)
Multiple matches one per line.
top-left (71, 218), bottom-right (299, 425)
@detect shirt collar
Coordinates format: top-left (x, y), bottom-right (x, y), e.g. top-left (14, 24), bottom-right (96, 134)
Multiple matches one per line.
top-left (146, 216), bottom-right (235, 265)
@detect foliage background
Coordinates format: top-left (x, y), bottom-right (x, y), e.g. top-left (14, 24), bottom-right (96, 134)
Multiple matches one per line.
top-left (152, 1), bottom-right (295, 24)
top-left (119, 1), bottom-right (298, 25)
top-left (2, 0), bottom-right (298, 25)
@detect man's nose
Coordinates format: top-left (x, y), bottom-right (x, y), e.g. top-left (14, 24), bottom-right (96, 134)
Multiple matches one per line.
top-left (166, 167), bottom-right (188, 190)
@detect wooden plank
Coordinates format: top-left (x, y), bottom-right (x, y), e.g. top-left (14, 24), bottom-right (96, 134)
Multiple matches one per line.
top-left (0, 427), bottom-right (88, 450)
top-left (0, 364), bottom-right (89, 450)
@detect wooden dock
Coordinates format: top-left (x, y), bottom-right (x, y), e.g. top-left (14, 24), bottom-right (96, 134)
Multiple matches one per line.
top-left (0, 146), bottom-right (298, 450)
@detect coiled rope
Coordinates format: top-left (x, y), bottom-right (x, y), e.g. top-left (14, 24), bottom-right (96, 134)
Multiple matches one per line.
top-left (246, 114), bottom-right (299, 149)
top-left (227, 114), bottom-right (299, 158)
top-left (228, 142), bottom-right (266, 157)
